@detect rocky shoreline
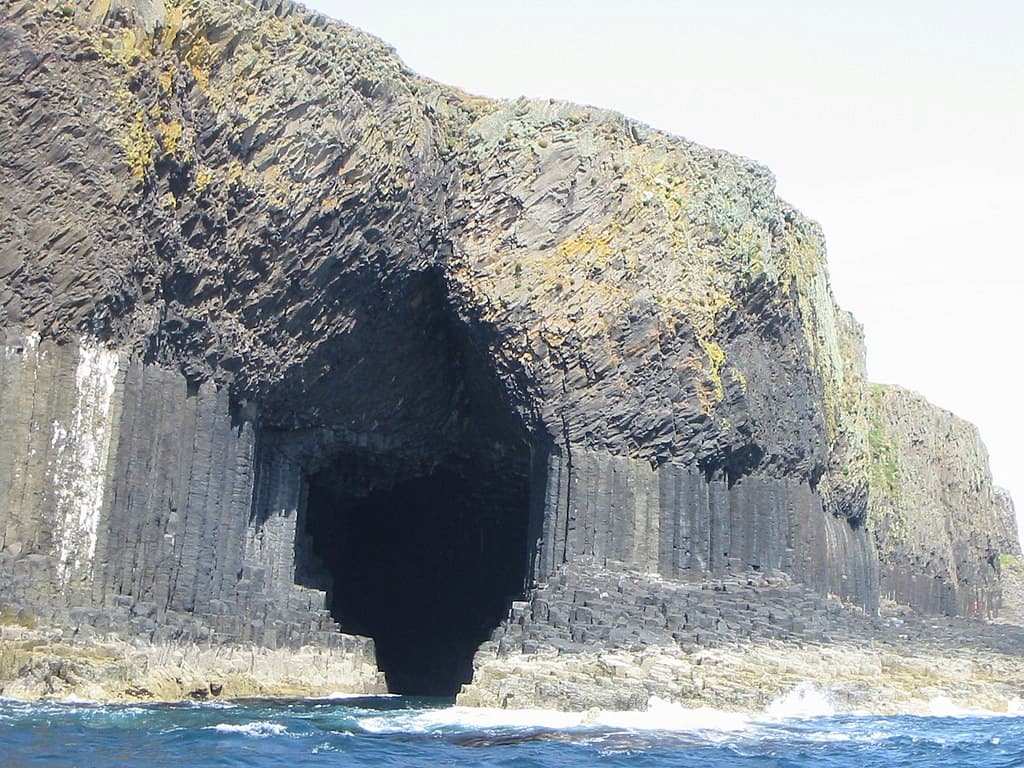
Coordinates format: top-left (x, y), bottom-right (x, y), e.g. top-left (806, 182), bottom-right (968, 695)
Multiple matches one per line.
top-left (459, 629), bottom-right (1024, 715)
top-left (5, 560), bottom-right (1024, 712)
top-left (3, 616), bottom-right (1023, 715)
top-left (0, 623), bottom-right (384, 703)
top-left (459, 562), bottom-right (1024, 713)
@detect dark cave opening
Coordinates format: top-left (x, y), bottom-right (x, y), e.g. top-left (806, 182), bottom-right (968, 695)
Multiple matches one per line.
top-left (300, 447), bottom-right (533, 696)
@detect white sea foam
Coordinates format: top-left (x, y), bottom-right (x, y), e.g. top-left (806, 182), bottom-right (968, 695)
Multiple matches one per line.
top-left (357, 705), bottom-right (584, 734)
top-left (761, 682), bottom-right (1024, 720)
top-left (353, 682), bottom-right (976, 740)
top-left (358, 696), bottom-right (752, 735)
top-left (210, 721), bottom-right (289, 737)
top-left (106, 706), bottom-right (148, 718)
top-left (357, 689), bottom-right (841, 736)
top-left (193, 700), bottom-right (237, 709)
top-left (597, 697), bottom-right (752, 733)
top-left (763, 682), bottom-right (835, 720)
top-left (311, 739), bottom-right (350, 754)
top-left (927, 696), bottom-right (974, 717)
top-left (310, 692), bottom-right (400, 700)
top-left (865, 730), bottom-right (894, 742)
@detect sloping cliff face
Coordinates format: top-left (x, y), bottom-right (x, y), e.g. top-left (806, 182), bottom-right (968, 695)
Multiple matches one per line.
top-left (0, 0), bottom-right (1018, 702)
top-left (866, 384), bottom-right (1018, 616)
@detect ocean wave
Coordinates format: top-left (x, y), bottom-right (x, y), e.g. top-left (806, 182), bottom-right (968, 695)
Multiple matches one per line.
top-left (3, 694), bottom-right (1023, 764)
top-left (763, 682), bottom-right (835, 719)
top-left (54, 694), bottom-right (101, 705)
top-left (353, 681), bottom-right (1024, 741)
top-left (355, 684), bottom-right (843, 737)
top-left (593, 698), bottom-right (753, 733)
top-left (358, 696), bottom-right (754, 735)
top-left (185, 699), bottom-right (238, 709)
top-left (208, 721), bottom-right (289, 737)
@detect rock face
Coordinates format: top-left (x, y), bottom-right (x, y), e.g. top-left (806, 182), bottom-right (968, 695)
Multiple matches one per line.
top-left (458, 562), bottom-right (1024, 713)
top-left (0, 0), bottom-right (1019, 704)
top-left (866, 384), bottom-right (1019, 616)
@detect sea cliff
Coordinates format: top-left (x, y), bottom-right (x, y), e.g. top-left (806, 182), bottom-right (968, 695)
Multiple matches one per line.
top-left (0, 0), bottom-right (1019, 709)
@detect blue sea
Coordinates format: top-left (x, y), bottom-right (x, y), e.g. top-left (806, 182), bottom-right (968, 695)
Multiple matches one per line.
top-left (1, 692), bottom-right (1022, 767)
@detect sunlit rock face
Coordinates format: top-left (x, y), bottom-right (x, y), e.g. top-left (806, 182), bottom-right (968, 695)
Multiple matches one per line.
top-left (0, 0), bottom-right (1016, 700)
top-left (866, 384), bottom-right (1018, 616)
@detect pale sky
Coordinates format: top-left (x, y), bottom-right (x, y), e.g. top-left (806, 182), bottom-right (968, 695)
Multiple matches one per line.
top-left (304, 0), bottom-right (1024, 537)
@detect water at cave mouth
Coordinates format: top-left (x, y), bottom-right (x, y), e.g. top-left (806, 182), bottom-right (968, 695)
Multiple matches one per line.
top-left (300, 449), bottom-right (533, 696)
top-left (2, 697), bottom-right (1021, 767)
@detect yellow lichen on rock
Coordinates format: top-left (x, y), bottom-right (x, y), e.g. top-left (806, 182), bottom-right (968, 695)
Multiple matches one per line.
top-left (156, 120), bottom-right (183, 156)
top-left (194, 167), bottom-right (214, 194)
top-left (121, 110), bottom-right (155, 182)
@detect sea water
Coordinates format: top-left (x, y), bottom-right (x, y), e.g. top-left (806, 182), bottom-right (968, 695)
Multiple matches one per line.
top-left (1, 690), bottom-right (1022, 767)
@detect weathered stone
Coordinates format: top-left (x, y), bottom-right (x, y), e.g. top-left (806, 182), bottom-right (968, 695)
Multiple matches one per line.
top-left (866, 385), bottom-right (1017, 616)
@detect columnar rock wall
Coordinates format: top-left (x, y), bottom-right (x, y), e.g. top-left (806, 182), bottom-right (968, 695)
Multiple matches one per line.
top-left (0, 326), bottom-right (874, 622)
top-left (0, 330), bottom-right (369, 659)
top-left (867, 384), bottom-right (1018, 616)
top-left (538, 447), bottom-right (876, 609)
top-left (0, 332), bottom-right (120, 585)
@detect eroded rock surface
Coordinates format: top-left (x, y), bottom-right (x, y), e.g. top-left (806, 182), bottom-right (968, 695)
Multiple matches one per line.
top-left (867, 384), bottom-right (1019, 616)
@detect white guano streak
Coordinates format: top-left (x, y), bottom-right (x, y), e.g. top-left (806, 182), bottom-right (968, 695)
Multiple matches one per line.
top-left (53, 343), bottom-right (120, 584)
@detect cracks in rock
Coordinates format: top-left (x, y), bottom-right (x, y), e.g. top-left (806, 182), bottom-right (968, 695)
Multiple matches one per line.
top-left (560, 414), bottom-right (573, 567)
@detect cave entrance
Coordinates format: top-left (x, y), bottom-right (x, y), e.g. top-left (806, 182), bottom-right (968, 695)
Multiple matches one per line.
top-left (300, 445), bottom-right (533, 697)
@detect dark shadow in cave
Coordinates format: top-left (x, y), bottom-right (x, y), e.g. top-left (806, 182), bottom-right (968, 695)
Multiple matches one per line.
top-left (285, 268), bottom-right (541, 696)
top-left (302, 448), bottom-right (532, 696)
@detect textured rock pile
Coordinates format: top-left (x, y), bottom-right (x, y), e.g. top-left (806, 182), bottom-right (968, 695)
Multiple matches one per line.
top-left (459, 562), bottom-right (1024, 712)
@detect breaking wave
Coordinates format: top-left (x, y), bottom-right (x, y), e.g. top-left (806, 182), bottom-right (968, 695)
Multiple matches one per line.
top-left (208, 721), bottom-right (290, 737)
top-left (2, 689), bottom-right (1023, 766)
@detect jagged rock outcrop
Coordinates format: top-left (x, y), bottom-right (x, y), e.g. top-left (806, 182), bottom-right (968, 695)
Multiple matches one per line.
top-left (0, 0), bottom-right (1018, 705)
top-left (866, 384), bottom-right (1018, 616)
top-left (996, 489), bottom-right (1020, 556)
